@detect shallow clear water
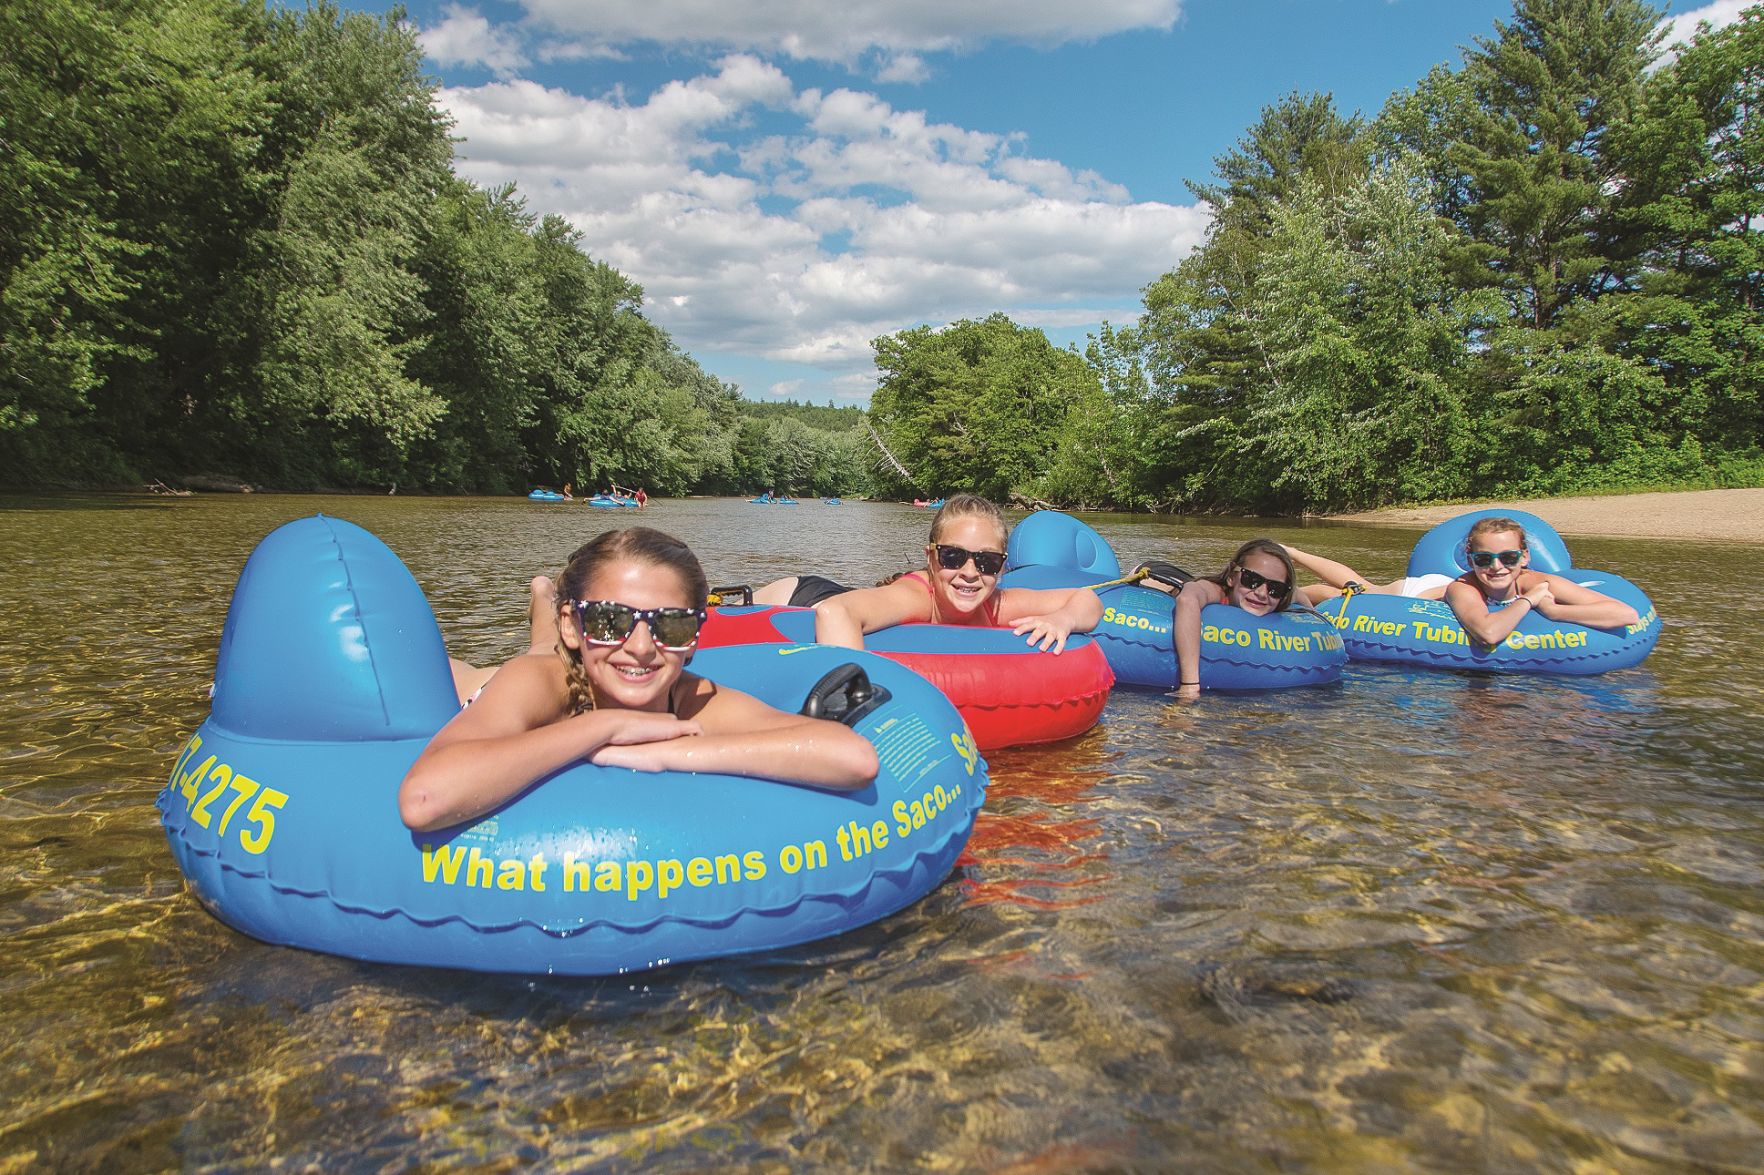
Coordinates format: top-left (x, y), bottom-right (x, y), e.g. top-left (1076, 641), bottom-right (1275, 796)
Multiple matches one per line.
top-left (2, 494), bottom-right (1761, 1170)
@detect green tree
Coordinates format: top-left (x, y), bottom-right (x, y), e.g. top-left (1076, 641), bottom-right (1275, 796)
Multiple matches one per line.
top-left (1445, 0), bottom-right (1665, 328)
top-left (1132, 93), bottom-right (1373, 508)
top-left (1240, 162), bottom-right (1486, 510)
top-left (868, 314), bottom-right (1098, 501)
top-left (1599, 6), bottom-right (1764, 462)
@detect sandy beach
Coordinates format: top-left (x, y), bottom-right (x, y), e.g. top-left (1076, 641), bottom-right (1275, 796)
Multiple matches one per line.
top-left (1326, 487), bottom-right (1764, 544)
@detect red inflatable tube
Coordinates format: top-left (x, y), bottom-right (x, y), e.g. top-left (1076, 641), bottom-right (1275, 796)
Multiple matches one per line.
top-left (698, 606), bottom-right (1113, 751)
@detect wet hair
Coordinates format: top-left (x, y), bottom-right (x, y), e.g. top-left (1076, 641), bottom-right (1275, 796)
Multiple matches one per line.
top-left (554, 527), bottom-right (708, 714)
top-left (1465, 517), bottom-right (1529, 553)
top-left (928, 493), bottom-right (1007, 549)
top-left (1203, 538), bottom-right (1295, 613)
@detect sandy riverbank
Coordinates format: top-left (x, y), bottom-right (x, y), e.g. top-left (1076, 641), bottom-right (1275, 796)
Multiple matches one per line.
top-left (1325, 487), bottom-right (1764, 544)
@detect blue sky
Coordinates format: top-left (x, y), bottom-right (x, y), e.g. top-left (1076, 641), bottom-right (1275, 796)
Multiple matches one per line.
top-left (373, 0), bottom-right (1744, 406)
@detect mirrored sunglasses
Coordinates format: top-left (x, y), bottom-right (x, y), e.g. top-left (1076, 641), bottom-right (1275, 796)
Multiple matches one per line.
top-left (1468, 549), bottom-right (1524, 569)
top-left (572, 600), bottom-right (706, 650)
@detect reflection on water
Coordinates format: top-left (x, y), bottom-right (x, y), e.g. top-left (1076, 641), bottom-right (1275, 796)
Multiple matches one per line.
top-left (2, 493), bottom-right (1762, 1169)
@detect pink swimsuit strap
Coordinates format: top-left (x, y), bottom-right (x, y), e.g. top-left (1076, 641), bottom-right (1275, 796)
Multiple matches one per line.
top-left (899, 571), bottom-right (1001, 627)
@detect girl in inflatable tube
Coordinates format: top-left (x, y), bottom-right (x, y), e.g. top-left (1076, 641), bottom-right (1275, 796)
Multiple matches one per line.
top-left (399, 527), bottom-right (878, 833)
top-left (1284, 517), bottom-right (1638, 648)
top-left (752, 493), bottom-right (1105, 654)
top-left (1170, 539), bottom-right (1298, 700)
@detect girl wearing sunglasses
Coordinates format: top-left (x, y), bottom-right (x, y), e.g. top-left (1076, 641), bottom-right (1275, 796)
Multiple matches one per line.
top-left (753, 494), bottom-right (1103, 653)
top-left (1441, 518), bottom-right (1639, 647)
top-left (399, 527), bottom-right (878, 833)
top-left (1281, 519), bottom-right (1637, 647)
top-left (1170, 539), bottom-right (1298, 699)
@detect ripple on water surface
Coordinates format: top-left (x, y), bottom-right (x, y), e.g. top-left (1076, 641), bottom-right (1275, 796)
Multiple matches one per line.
top-left (2, 494), bottom-right (1762, 1169)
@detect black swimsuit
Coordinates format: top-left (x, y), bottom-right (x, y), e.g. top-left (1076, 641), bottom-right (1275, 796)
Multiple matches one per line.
top-left (787, 574), bottom-right (853, 608)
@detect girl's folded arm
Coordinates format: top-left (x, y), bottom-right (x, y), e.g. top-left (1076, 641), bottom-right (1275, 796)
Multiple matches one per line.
top-left (1539, 576), bottom-right (1640, 628)
top-left (398, 657), bottom-right (689, 832)
top-left (597, 681), bottom-right (879, 789)
top-left (1446, 582), bottom-right (1527, 645)
top-left (813, 580), bottom-right (924, 648)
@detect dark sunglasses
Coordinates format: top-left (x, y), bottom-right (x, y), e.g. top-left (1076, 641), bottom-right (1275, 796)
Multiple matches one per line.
top-left (572, 600), bottom-right (706, 650)
top-left (1468, 549), bottom-right (1524, 569)
top-left (1234, 567), bottom-right (1291, 600)
top-left (933, 544), bottom-right (1006, 577)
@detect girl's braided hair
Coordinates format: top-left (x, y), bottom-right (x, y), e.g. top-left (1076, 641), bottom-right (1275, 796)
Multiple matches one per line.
top-left (553, 527), bottom-right (709, 715)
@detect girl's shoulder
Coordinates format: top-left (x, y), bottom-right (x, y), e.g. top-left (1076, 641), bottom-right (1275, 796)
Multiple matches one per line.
top-left (1179, 577), bottom-right (1227, 603)
top-left (476, 653), bottom-right (571, 710)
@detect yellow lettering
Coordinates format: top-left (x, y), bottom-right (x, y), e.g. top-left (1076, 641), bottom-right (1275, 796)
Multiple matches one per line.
top-left (657, 858), bottom-right (684, 899)
top-left (626, 860), bottom-right (654, 900)
top-left (215, 774), bottom-right (260, 836)
top-left (743, 849), bottom-right (767, 880)
top-left (564, 853), bottom-right (591, 891)
top-left (495, 858), bottom-right (526, 891)
top-left (594, 861), bottom-right (622, 892)
top-left (421, 843), bottom-right (468, 885)
top-left (179, 753), bottom-right (217, 806)
top-left (190, 763), bottom-right (232, 829)
top-left (528, 853), bottom-right (547, 892)
top-left (895, 799), bottom-right (912, 836)
top-left (689, 857), bottom-right (713, 887)
top-left (236, 788), bottom-right (287, 854)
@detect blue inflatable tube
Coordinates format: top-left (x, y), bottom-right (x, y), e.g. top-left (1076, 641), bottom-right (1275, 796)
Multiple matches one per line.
top-left (1313, 509), bottom-right (1661, 674)
top-left (1002, 513), bottom-right (1345, 691)
top-left (159, 516), bottom-right (986, 976)
top-left (1005, 510), bottom-right (1121, 578)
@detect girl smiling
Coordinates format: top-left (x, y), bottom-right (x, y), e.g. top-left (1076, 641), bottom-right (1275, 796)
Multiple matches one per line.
top-left (399, 527), bottom-right (878, 833)
top-left (755, 494), bottom-right (1103, 653)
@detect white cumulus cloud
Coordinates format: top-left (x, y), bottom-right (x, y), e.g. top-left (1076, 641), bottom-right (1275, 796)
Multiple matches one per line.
top-left (436, 56), bottom-right (1206, 397)
top-left (1660, 0), bottom-right (1752, 47)
top-left (417, 4), bottom-right (529, 76)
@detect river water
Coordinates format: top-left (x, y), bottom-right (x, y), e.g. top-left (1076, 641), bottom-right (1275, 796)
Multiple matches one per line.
top-left (2, 493), bottom-right (1761, 1170)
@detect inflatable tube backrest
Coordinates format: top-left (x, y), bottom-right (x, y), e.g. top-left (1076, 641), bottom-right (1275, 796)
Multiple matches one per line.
top-left (1005, 510), bottom-right (1122, 577)
top-left (1406, 508), bottom-right (1573, 577)
top-left (211, 515), bottom-right (458, 742)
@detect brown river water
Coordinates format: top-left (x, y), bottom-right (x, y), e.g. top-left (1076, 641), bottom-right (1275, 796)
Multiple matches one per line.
top-left (2, 493), bottom-right (1761, 1171)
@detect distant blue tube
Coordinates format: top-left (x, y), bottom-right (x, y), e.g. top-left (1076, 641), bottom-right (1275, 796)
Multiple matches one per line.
top-left (160, 515), bottom-right (986, 976)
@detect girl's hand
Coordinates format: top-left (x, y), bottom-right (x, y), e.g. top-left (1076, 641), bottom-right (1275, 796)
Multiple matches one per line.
top-left (1526, 583), bottom-right (1558, 619)
top-left (1012, 613), bottom-right (1074, 653)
